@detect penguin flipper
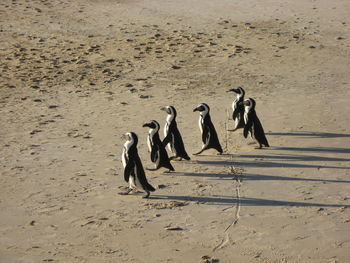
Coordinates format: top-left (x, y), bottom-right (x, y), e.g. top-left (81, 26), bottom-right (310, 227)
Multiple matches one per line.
top-left (124, 160), bottom-right (135, 183)
top-left (162, 133), bottom-right (172, 147)
top-left (243, 115), bottom-right (253, 138)
top-left (232, 107), bottom-right (240, 121)
top-left (135, 163), bottom-right (156, 192)
top-left (202, 125), bottom-right (210, 145)
top-left (253, 116), bottom-right (269, 147)
top-left (150, 144), bottom-right (158, 163)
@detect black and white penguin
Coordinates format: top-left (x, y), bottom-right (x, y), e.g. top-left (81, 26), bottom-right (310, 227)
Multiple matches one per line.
top-left (193, 103), bottom-right (223, 155)
top-left (142, 120), bottom-right (175, 172)
top-left (242, 98), bottom-right (269, 149)
top-left (120, 132), bottom-right (155, 198)
top-left (227, 86), bottom-right (245, 131)
top-left (160, 105), bottom-right (191, 161)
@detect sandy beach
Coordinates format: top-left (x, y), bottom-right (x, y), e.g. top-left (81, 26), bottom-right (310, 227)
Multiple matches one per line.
top-left (1, 0), bottom-right (350, 262)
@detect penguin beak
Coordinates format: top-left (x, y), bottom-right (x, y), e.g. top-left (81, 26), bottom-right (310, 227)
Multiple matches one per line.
top-left (121, 133), bottom-right (130, 140)
top-left (142, 122), bottom-right (151, 128)
top-left (160, 106), bottom-right (168, 113)
top-left (194, 105), bottom-right (204, 112)
top-left (227, 88), bottom-right (238, 93)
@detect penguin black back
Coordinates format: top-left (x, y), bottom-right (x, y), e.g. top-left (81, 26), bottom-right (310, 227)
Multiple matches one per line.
top-left (193, 103), bottom-right (223, 155)
top-left (243, 98), bottom-right (269, 149)
top-left (121, 132), bottom-right (155, 198)
top-left (161, 105), bottom-right (190, 160)
top-left (227, 86), bottom-right (245, 131)
top-left (143, 120), bottom-right (175, 172)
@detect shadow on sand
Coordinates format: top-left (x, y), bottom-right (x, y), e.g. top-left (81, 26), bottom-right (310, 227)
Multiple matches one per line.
top-left (179, 172), bottom-right (350, 184)
top-left (163, 131), bottom-right (350, 208)
top-left (266, 131), bottom-right (350, 138)
top-left (150, 194), bottom-right (349, 208)
top-left (236, 153), bottom-right (350, 162)
top-left (195, 159), bottom-right (350, 170)
top-left (272, 146), bottom-right (350, 154)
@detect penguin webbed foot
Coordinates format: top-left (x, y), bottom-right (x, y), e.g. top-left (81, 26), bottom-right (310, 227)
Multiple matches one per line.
top-left (193, 149), bottom-right (205, 155)
top-left (169, 156), bottom-right (182, 161)
top-left (118, 188), bottom-right (132, 195)
top-left (146, 167), bottom-right (158, 171)
top-left (255, 144), bottom-right (269, 149)
top-left (142, 191), bottom-right (150, 199)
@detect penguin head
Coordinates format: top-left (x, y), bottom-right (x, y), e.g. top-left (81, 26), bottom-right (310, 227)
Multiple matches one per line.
top-left (122, 132), bottom-right (138, 146)
top-left (243, 98), bottom-right (256, 110)
top-left (160, 105), bottom-right (177, 117)
top-left (193, 103), bottom-right (210, 114)
top-left (227, 86), bottom-right (245, 96)
top-left (142, 120), bottom-right (160, 131)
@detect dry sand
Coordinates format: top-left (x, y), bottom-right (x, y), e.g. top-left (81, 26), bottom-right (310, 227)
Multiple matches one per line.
top-left (1, 0), bottom-right (350, 262)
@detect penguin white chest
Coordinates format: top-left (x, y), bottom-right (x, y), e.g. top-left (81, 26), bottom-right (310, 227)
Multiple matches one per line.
top-left (164, 114), bottom-right (174, 136)
top-left (147, 129), bottom-right (155, 152)
top-left (147, 135), bottom-right (152, 152)
top-left (122, 139), bottom-right (133, 168)
top-left (164, 116), bottom-right (174, 152)
top-left (129, 175), bottom-right (141, 190)
top-left (121, 148), bottom-right (127, 168)
top-left (244, 106), bottom-right (249, 124)
top-left (198, 115), bottom-right (204, 133)
top-left (164, 122), bottom-right (169, 137)
top-left (232, 98), bottom-right (238, 111)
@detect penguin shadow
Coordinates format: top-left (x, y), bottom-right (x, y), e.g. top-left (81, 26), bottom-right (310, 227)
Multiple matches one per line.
top-left (178, 171), bottom-right (235, 180)
top-left (149, 194), bottom-right (350, 208)
top-left (191, 153), bottom-right (229, 158)
top-left (264, 131), bottom-right (350, 153)
top-left (266, 131), bottom-right (350, 138)
top-left (239, 173), bottom-right (350, 184)
top-left (179, 171), bottom-right (350, 184)
top-left (197, 155), bottom-right (350, 169)
top-left (236, 153), bottom-right (350, 163)
top-left (272, 146), bottom-right (350, 154)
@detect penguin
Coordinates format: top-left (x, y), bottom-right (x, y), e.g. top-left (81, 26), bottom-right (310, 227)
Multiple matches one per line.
top-left (120, 132), bottom-right (155, 198)
top-left (142, 120), bottom-right (175, 172)
top-left (227, 86), bottom-right (245, 131)
top-left (193, 103), bottom-right (223, 155)
top-left (160, 105), bottom-right (191, 160)
top-left (242, 98), bottom-right (269, 149)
